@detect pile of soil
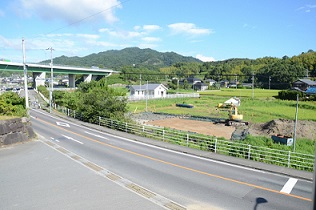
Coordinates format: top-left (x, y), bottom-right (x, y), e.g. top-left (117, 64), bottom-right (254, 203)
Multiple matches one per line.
top-left (249, 119), bottom-right (316, 140)
top-left (130, 112), bottom-right (316, 140)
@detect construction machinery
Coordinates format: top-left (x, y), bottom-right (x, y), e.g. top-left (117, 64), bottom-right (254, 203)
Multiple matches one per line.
top-left (225, 105), bottom-right (248, 126)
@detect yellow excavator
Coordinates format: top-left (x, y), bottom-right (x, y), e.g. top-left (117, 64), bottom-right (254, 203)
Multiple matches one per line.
top-left (226, 104), bottom-right (248, 126)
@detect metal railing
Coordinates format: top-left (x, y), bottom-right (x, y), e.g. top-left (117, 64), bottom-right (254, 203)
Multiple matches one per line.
top-left (55, 105), bottom-right (315, 171)
top-left (127, 93), bottom-right (200, 101)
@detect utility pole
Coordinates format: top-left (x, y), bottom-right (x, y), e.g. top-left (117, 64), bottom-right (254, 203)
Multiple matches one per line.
top-left (46, 47), bottom-right (54, 113)
top-left (139, 74), bottom-right (142, 99)
top-left (252, 72), bottom-right (254, 99)
top-left (268, 76), bottom-right (271, 90)
top-left (235, 74), bottom-right (237, 89)
top-left (22, 38), bottom-right (29, 111)
top-left (293, 94), bottom-right (299, 152)
top-left (146, 80), bottom-right (148, 112)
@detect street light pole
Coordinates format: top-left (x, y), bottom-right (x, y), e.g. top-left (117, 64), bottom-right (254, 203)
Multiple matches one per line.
top-left (22, 38), bottom-right (29, 112)
top-left (46, 47), bottom-right (54, 113)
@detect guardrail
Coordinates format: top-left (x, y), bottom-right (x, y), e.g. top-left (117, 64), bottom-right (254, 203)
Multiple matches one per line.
top-left (127, 93), bottom-right (200, 101)
top-left (55, 105), bottom-right (315, 171)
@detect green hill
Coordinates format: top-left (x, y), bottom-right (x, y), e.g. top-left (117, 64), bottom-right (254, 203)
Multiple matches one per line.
top-left (42, 47), bottom-right (202, 70)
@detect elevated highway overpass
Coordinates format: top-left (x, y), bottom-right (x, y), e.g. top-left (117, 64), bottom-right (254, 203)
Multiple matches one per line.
top-left (0, 61), bottom-right (117, 88)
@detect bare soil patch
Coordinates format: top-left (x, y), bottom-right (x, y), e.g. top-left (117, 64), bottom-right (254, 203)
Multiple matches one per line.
top-left (132, 112), bottom-right (316, 140)
top-left (146, 118), bottom-right (235, 139)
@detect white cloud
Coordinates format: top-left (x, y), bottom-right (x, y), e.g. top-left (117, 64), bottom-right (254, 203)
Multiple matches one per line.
top-left (46, 33), bottom-right (100, 40)
top-left (143, 25), bottom-right (161, 32)
top-left (168, 23), bottom-right (213, 36)
top-left (86, 40), bottom-right (117, 47)
top-left (0, 35), bottom-right (21, 50)
top-left (77, 34), bottom-right (100, 39)
top-left (196, 54), bottom-right (216, 62)
top-left (99, 25), bottom-right (160, 39)
top-left (138, 43), bottom-right (158, 49)
top-left (296, 4), bottom-right (316, 13)
top-left (18, 0), bottom-right (122, 24)
top-left (142, 37), bottom-right (160, 42)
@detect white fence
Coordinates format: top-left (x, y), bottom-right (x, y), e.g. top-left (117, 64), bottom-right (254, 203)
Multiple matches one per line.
top-left (127, 93), bottom-right (200, 101)
top-left (55, 105), bottom-right (315, 171)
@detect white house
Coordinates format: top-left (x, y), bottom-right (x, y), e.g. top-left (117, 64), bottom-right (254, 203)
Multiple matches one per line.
top-left (204, 79), bottom-right (216, 86)
top-left (129, 83), bottom-right (168, 99)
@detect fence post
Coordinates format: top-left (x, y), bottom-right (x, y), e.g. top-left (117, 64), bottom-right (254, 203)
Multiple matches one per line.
top-left (186, 134), bottom-right (189, 147)
top-left (288, 151), bottom-right (291, 168)
top-left (142, 125), bottom-right (145, 133)
top-left (67, 109), bottom-right (69, 116)
top-left (99, 116), bottom-right (101, 126)
top-left (125, 122), bottom-right (128, 133)
top-left (214, 138), bottom-right (217, 153)
top-left (111, 120), bottom-right (113, 128)
top-left (162, 129), bottom-right (165, 142)
top-left (248, 145), bottom-right (251, 160)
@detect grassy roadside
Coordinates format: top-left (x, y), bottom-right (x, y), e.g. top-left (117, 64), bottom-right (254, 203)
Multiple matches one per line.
top-left (0, 116), bottom-right (19, 120)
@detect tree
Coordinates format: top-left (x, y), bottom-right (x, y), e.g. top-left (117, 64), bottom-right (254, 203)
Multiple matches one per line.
top-left (75, 78), bottom-right (128, 123)
top-left (0, 92), bottom-right (26, 117)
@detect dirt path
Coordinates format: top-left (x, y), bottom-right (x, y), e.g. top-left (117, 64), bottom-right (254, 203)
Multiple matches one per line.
top-left (146, 118), bottom-right (235, 139)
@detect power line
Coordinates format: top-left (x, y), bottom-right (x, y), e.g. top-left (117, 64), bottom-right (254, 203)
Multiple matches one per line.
top-left (44, 0), bottom-right (131, 35)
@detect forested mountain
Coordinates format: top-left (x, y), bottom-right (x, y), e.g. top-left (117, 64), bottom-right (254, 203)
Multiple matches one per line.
top-left (41, 47), bottom-right (316, 90)
top-left (159, 50), bottom-right (316, 89)
top-left (43, 47), bottom-right (202, 70)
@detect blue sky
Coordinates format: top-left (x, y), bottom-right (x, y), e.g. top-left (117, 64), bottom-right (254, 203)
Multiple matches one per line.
top-left (0, 0), bottom-right (315, 64)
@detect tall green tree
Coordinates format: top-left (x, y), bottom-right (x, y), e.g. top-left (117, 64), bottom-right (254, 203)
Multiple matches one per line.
top-left (76, 78), bottom-right (128, 123)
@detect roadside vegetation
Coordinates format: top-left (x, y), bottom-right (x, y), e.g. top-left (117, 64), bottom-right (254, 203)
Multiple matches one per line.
top-left (48, 78), bottom-right (128, 123)
top-left (0, 91), bottom-right (27, 118)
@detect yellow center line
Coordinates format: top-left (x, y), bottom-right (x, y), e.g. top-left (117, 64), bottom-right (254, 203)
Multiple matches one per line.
top-left (36, 117), bottom-right (312, 202)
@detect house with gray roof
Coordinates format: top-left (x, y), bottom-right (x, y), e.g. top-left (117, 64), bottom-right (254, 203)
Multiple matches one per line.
top-left (292, 79), bottom-right (316, 91)
top-left (129, 83), bottom-right (168, 99)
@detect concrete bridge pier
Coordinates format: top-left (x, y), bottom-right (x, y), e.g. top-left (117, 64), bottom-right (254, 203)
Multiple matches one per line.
top-left (68, 74), bottom-right (105, 88)
top-left (83, 74), bottom-right (99, 82)
top-left (33, 72), bottom-right (46, 88)
top-left (68, 74), bottom-right (76, 88)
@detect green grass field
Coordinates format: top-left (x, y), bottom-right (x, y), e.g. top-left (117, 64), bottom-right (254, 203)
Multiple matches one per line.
top-left (128, 89), bottom-right (316, 123)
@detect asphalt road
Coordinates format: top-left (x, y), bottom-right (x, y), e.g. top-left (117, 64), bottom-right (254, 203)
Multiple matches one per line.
top-left (0, 140), bottom-right (165, 210)
top-left (0, 89), bottom-right (314, 209)
top-left (18, 109), bottom-right (312, 209)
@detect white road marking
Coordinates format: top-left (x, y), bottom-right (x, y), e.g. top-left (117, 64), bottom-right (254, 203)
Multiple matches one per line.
top-left (50, 137), bottom-right (60, 142)
top-left (85, 131), bottom-right (108, 140)
top-left (281, 178), bottom-right (298, 194)
top-left (62, 135), bottom-right (83, 144)
top-left (56, 122), bottom-right (70, 127)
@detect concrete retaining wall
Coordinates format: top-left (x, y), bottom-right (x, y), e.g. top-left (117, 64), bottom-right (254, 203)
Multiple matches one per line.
top-left (0, 118), bottom-right (36, 146)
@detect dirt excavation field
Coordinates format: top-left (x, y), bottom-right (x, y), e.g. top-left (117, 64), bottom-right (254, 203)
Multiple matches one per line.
top-left (132, 112), bottom-right (316, 140)
top-left (147, 118), bottom-right (235, 139)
